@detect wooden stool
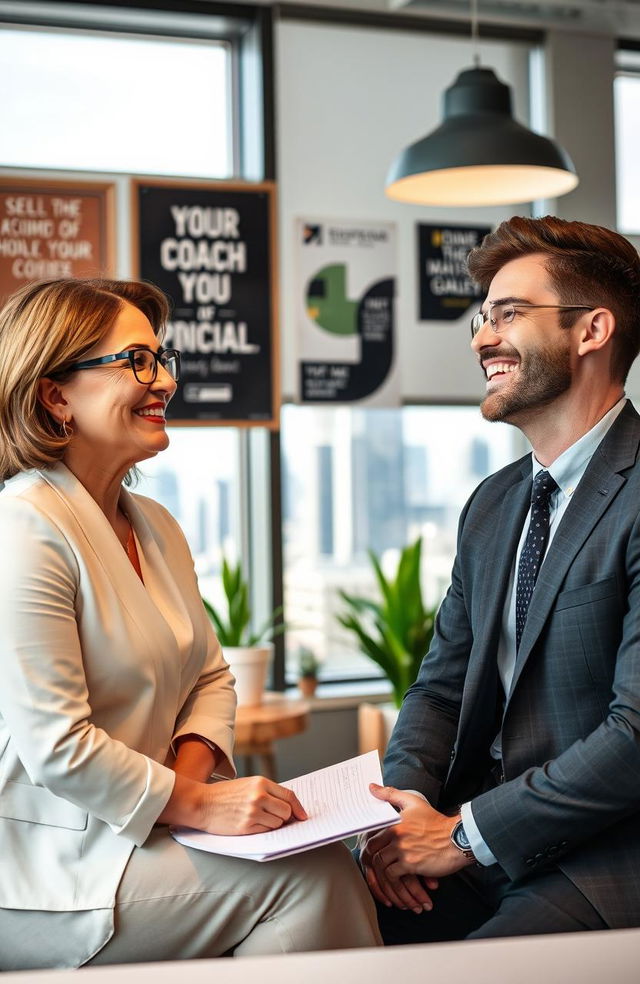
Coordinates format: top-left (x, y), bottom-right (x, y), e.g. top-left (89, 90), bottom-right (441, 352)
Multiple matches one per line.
top-left (234, 693), bottom-right (310, 780)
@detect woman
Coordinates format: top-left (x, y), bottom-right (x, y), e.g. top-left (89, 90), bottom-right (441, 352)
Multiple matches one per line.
top-left (0, 278), bottom-right (381, 969)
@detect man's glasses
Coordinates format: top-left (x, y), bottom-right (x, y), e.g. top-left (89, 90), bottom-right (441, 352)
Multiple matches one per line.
top-left (470, 303), bottom-right (595, 340)
top-left (60, 347), bottom-right (181, 385)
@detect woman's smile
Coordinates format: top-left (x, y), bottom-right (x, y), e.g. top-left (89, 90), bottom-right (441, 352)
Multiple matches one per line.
top-left (134, 401), bottom-right (166, 423)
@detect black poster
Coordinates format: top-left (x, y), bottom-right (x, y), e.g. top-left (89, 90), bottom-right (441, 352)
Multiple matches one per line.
top-left (418, 223), bottom-right (491, 322)
top-left (136, 182), bottom-right (275, 424)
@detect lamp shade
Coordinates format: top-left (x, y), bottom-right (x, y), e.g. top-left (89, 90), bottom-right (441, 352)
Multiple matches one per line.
top-left (385, 67), bottom-right (578, 207)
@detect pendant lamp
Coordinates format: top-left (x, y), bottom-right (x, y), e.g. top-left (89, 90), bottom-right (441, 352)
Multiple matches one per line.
top-left (385, 3), bottom-right (578, 206)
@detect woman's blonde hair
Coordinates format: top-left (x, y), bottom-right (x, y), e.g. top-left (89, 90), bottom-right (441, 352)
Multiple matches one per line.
top-left (0, 278), bottom-right (170, 482)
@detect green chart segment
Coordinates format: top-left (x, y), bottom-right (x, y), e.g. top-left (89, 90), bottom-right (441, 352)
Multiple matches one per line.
top-left (301, 265), bottom-right (395, 402)
top-left (306, 264), bottom-right (358, 336)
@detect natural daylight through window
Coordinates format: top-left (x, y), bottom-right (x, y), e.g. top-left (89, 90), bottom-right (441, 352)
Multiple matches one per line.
top-left (281, 405), bottom-right (520, 683)
top-left (0, 26), bottom-right (232, 177)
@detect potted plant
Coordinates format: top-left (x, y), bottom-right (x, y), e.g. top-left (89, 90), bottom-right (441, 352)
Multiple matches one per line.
top-left (202, 556), bottom-right (285, 707)
top-left (337, 537), bottom-right (438, 751)
top-left (297, 645), bottom-right (321, 698)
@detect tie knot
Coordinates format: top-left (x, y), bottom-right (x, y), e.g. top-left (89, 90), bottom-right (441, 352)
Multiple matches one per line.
top-left (531, 469), bottom-right (558, 504)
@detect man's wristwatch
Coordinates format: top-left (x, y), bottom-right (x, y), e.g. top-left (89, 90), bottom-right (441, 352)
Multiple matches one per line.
top-left (450, 819), bottom-right (477, 863)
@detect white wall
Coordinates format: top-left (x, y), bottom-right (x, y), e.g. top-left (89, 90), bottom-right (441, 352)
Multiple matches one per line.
top-left (541, 29), bottom-right (640, 400)
top-left (275, 18), bottom-right (533, 404)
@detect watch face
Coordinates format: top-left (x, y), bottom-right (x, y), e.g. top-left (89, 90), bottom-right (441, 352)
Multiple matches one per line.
top-left (454, 822), bottom-right (471, 851)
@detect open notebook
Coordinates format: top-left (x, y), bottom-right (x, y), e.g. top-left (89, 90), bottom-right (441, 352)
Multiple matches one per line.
top-left (171, 750), bottom-right (399, 861)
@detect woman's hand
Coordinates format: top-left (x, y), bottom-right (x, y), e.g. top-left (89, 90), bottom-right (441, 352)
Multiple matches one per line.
top-left (158, 771), bottom-right (308, 836)
top-left (200, 776), bottom-right (308, 835)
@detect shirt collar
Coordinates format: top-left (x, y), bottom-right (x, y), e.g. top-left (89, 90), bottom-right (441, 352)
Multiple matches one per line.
top-left (531, 396), bottom-right (627, 499)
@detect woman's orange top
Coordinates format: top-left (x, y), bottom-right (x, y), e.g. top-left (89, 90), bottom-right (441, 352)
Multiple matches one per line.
top-left (126, 525), bottom-right (144, 583)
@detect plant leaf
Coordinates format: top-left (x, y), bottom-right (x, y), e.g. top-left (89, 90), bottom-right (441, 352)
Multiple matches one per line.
top-left (203, 557), bottom-right (291, 648)
top-left (336, 536), bottom-right (440, 705)
top-left (337, 589), bottom-right (381, 616)
top-left (201, 596), bottom-right (231, 646)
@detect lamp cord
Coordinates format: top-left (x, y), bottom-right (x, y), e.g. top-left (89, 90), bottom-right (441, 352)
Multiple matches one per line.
top-left (471, 0), bottom-right (480, 66)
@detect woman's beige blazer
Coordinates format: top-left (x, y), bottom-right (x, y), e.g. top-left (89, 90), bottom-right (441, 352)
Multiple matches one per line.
top-left (0, 463), bottom-right (236, 923)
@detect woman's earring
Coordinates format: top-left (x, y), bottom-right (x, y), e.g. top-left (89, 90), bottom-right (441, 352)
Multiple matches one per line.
top-left (60, 419), bottom-right (71, 439)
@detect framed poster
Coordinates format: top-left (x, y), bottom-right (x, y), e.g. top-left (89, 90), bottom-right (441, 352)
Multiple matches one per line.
top-left (417, 223), bottom-right (491, 322)
top-left (0, 178), bottom-right (115, 303)
top-left (132, 179), bottom-right (278, 427)
top-left (296, 217), bottom-right (399, 406)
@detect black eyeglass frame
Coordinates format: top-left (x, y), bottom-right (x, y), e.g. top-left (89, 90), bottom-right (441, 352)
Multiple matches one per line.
top-left (470, 303), bottom-right (596, 340)
top-left (58, 346), bottom-right (181, 384)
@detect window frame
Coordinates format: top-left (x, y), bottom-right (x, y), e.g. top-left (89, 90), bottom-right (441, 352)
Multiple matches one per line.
top-left (614, 48), bottom-right (640, 236)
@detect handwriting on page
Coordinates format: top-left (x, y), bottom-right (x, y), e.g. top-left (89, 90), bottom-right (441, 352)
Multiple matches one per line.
top-left (282, 758), bottom-right (384, 845)
top-left (171, 750), bottom-right (399, 861)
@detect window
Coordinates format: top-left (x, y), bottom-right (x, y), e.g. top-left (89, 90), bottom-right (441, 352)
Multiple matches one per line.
top-left (281, 405), bottom-right (520, 683)
top-left (134, 428), bottom-right (242, 611)
top-left (0, 25), bottom-right (232, 177)
top-left (0, 3), bottom-right (272, 651)
top-left (2, 8), bottom-right (523, 695)
top-left (615, 55), bottom-right (640, 234)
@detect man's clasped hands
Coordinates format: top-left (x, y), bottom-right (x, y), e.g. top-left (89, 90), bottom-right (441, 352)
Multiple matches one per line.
top-left (361, 783), bottom-right (474, 915)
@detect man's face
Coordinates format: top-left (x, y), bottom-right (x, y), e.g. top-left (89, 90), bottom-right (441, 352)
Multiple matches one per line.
top-left (471, 253), bottom-right (575, 426)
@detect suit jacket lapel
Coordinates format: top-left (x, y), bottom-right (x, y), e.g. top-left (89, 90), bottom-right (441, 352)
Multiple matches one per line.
top-left (475, 462), bottom-right (531, 656)
top-left (510, 402), bottom-right (640, 694)
top-left (456, 459), bottom-right (531, 743)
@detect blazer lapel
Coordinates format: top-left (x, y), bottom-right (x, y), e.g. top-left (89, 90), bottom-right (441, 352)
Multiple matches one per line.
top-left (36, 463), bottom-right (188, 655)
top-left (510, 402), bottom-right (640, 694)
top-left (121, 489), bottom-right (195, 653)
top-left (37, 462), bottom-right (145, 615)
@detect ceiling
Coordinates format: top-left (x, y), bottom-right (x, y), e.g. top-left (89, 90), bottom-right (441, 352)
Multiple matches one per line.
top-left (388, 0), bottom-right (640, 37)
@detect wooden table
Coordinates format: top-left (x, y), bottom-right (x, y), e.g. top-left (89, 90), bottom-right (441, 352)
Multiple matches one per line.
top-left (234, 693), bottom-right (310, 779)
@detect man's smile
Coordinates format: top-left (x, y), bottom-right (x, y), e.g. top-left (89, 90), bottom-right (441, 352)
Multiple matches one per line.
top-left (480, 354), bottom-right (520, 387)
top-left (484, 360), bottom-right (519, 381)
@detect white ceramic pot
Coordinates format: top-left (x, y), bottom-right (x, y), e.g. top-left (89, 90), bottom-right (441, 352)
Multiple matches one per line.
top-left (224, 644), bottom-right (273, 707)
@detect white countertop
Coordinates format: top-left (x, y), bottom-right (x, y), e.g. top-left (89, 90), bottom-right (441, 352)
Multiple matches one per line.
top-left (3, 927), bottom-right (640, 983)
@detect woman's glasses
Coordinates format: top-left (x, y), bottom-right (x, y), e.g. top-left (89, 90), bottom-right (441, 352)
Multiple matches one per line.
top-left (59, 347), bottom-right (181, 384)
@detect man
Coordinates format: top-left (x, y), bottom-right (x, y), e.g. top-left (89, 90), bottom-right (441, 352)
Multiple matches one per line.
top-left (361, 215), bottom-right (640, 941)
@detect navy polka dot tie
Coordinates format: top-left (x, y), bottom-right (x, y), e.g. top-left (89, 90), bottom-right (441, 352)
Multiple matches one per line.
top-left (515, 470), bottom-right (558, 650)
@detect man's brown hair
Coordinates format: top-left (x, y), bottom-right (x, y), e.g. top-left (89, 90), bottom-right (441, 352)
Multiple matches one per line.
top-left (467, 215), bottom-right (640, 383)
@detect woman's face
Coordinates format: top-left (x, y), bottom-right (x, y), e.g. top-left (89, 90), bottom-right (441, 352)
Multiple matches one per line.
top-left (59, 300), bottom-right (177, 474)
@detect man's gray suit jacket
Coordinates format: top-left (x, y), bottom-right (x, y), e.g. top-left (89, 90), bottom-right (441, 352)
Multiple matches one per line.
top-left (385, 399), bottom-right (640, 929)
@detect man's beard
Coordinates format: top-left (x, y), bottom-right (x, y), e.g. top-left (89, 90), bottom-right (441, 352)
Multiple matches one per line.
top-left (480, 341), bottom-right (572, 424)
